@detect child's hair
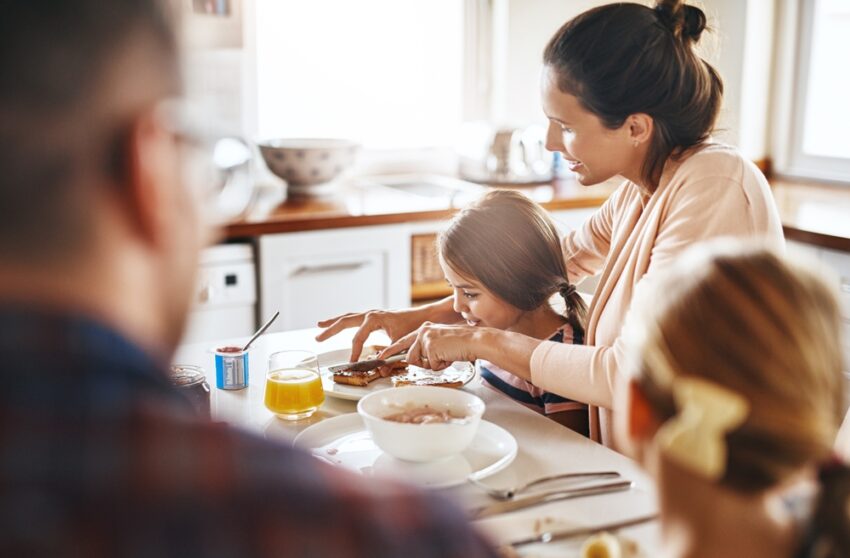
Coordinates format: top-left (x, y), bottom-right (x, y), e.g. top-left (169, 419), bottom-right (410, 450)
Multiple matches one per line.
top-left (543, 0), bottom-right (722, 190)
top-left (628, 243), bottom-right (850, 557)
top-left (438, 189), bottom-right (586, 339)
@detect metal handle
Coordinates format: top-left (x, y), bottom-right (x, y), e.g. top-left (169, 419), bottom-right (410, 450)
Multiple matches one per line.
top-left (291, 261), bottom-right (371, 277)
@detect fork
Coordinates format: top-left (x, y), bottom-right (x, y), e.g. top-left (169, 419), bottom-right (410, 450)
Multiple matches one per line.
top-left (468, 471), bottom-right (621, 500)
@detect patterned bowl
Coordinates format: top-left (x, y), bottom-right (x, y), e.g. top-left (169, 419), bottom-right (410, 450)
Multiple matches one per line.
top-left (258, 138), bottom-right (359, 195)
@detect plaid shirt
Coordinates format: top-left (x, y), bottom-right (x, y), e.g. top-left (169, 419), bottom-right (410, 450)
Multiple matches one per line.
top-left (0, 306), bottom-right (498, 558)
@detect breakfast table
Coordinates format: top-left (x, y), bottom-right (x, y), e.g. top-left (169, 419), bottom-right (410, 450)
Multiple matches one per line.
top-left (174, 327), bottom-right (660, 556)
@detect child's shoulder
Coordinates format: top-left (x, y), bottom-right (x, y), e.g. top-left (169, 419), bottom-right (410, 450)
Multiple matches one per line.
top-left (550, 323), bottom-right (583, 345)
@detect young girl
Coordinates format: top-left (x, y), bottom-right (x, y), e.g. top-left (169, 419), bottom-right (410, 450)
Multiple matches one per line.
top-left (437, 189), bottom-right (589, 435)
top-left (618, 244), bottom-right (850, 557)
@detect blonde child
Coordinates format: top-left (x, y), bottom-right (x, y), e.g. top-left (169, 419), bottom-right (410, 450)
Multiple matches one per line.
top-left (618, 244), bottom-right (849, 557)
top-left (437, 189), bottom-right (589, 434)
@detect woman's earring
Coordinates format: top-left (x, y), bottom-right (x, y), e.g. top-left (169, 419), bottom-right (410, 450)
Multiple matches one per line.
top-left (633, 140), bottom-right (639, 148)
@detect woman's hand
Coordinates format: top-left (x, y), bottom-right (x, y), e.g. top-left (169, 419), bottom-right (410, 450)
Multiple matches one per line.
top-left (381, 323), bottom-right (486, 370)
top-left (381, 324), bottom-right (542, 381)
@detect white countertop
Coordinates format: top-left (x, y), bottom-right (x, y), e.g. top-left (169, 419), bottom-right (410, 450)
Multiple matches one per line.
top-left (174, 328), bottom-right (659, 556)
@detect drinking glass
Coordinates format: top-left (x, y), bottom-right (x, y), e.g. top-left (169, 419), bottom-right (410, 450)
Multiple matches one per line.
top-left (265, 350), bottom-right (325, 420)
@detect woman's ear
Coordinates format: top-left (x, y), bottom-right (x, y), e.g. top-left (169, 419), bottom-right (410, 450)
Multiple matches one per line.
top-left (629, 379), bottom-right (660, 441)
top-left (626, 113), bottom-right (653, 146)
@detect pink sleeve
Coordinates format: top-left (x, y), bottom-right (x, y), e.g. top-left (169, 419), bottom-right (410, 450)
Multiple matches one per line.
top-left (562, 184), bottom-right (622, 283)
top-left (531, 176), bottom-right (784, 409)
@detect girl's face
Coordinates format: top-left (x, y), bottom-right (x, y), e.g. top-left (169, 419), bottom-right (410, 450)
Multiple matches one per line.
top-left (441, 259), bottom-right (524, 331)
top-left (541, 66), bottom-right (640, 186)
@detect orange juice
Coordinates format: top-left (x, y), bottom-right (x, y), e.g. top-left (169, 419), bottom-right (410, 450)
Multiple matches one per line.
top-left (264, 368), bottom-right (324, 419)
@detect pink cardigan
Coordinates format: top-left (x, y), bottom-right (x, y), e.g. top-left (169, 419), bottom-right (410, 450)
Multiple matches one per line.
top-left (530, 143), bottom-right (785, 445)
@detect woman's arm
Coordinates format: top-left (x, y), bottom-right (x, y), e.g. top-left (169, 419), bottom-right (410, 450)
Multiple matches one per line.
top-left (560, 183), bottom-right (622, 283)
top-left (529, 173), bottom-right (784, 409)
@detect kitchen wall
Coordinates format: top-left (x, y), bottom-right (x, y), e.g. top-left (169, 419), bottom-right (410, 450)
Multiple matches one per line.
top-left (497, 0), bottom-right (774, 161)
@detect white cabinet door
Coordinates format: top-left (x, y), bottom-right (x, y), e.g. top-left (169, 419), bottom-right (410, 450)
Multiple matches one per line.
top-left (259, 225), bottom-right (410, 332)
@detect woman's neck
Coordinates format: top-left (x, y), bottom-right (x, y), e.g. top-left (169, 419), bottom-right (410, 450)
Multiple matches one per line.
top-left (508, 304), bottom-right (566, 340)
top-left (657, 458), bottom-right (797, 558)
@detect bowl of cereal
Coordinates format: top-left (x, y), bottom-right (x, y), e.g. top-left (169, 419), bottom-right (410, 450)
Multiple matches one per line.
top-left (357, 386), bottom-right (485, 462)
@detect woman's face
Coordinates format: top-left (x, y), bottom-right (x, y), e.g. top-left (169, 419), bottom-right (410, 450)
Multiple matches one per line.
top-left (440, 259), bottom-right (524, 331)
top-left (541, 66), bottom-right (639, 186)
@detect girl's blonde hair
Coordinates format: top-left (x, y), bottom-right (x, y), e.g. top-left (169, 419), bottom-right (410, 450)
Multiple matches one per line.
top-left (629, 243), bottom-right (849, 555)
top-left (438, 190), bottom-right (586, 338)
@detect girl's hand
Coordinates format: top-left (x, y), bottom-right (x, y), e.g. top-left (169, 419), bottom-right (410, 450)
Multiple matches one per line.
top-left (315, 308), bottom-right (426, 362)
top-left (316, 297), bottom-right (459, 361)
top-left (383, 323), bottom-right (491, 370)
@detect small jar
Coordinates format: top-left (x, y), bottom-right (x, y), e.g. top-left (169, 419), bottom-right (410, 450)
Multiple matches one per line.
top-left (214, 346), bottom-right (249, 390)
top-left (169, 365), bottom-right (212, 418)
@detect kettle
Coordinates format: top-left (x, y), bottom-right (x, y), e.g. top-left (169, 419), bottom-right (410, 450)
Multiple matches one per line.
top-left (461, 126), bottom-right (553, 185)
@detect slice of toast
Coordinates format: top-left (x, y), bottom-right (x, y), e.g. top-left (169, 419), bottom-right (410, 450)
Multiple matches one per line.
top-left (331, 346), bottom-right (406, 386)
top-left (332, 368), bottom-right (380, 386)
top-left (391, 368), bottom-right (465, 389)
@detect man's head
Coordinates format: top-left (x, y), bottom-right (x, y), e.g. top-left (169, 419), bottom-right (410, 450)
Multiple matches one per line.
top-left (0, 0), bottom-right (209, 354)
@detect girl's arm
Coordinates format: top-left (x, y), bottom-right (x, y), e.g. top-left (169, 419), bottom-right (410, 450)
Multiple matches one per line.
top-left (316, 297), bottom-right (461, 361)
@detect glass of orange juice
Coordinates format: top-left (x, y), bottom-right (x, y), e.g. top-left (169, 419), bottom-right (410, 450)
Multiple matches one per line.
top-left (265, 350), bottom-right (325, 420)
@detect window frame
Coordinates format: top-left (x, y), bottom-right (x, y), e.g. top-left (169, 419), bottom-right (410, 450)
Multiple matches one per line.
top-left (772, 0), bottom-right (850, 184)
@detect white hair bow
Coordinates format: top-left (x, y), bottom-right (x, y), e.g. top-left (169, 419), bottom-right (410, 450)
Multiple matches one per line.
top-left (656, 376), bottom-right (749, 480)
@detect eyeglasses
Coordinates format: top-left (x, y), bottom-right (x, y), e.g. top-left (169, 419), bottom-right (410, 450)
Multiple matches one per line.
top-left (158, 100), bottom-right (256, 225)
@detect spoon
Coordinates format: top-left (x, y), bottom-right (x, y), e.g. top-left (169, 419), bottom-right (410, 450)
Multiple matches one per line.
top-left (242, 311), bottom-right (280, 351)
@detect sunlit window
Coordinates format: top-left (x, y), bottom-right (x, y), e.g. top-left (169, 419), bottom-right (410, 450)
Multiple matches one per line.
top-left (253, 0), bottom-right (465, 149)
top-left (800, 0), bottom-right (850, 160)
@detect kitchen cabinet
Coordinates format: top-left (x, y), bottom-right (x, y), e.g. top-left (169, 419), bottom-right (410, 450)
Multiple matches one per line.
top-left (788, 239), bottom-right (850, 409)
top-left (258, 225), bottom-right (410, 333)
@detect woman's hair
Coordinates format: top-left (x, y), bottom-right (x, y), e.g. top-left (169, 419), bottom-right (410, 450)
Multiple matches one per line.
top-left (543, 0), bottom-right (722, 190)
top-left (438, 190), bottom-right (586, 339)
top-left (629, 244), bottom-right (850, 556)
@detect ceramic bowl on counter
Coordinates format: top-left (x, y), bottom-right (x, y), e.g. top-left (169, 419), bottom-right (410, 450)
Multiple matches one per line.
top-left (357, 386), bottom-right (485, 462)
top-left (258, 138), bottom-right (359, 196)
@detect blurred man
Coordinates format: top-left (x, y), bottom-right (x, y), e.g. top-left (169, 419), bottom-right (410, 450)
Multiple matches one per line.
top-left (0, 2), bottom-right (496, 556)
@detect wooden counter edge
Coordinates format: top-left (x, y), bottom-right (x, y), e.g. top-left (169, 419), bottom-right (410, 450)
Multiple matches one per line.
top-left (224, 196), bottom-right (609, 238)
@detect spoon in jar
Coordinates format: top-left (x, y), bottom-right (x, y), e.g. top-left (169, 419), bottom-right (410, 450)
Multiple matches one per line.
top-left (242, 311), bottom-right (280, 351)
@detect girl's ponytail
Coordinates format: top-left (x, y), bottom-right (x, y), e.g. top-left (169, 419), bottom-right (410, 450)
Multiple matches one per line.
top-left (798, 460), bottom-right (850, 557)
top-left (559, 281), bottom-right (587, 343)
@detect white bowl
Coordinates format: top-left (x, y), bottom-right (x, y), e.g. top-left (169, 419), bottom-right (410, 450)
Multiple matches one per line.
top-left (357, 386), bottom-right (485, 462)
top-left (257, 138), bottom-right (359, 195)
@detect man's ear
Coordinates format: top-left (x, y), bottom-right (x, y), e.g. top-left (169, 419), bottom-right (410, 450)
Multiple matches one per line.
top-left (625, 113), bottom-right (654, 147)
top-left (123, 108), bottom-right (175, 249)
top-left (629, 379), bottom-right (660, 441)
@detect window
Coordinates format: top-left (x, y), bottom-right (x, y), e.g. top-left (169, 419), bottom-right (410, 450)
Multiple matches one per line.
top-left (776, 0), bottom-right (850, 182)
top-left (251, 0), bottom-right (470, 150)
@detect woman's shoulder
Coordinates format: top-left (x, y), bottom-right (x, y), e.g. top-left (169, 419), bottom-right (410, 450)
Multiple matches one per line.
top-left (672, 142), bottom-right (764, 186)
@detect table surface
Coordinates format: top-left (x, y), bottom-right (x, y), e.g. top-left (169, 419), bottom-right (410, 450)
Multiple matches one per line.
top-left (174, 328), bottom-right (659, 556)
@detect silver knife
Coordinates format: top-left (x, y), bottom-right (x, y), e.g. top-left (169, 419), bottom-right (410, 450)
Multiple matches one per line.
top-left (471, 480), bottom-right (633, 519)
top-left (503, 513), bottom-right (658, 549)
top-left (328, 351), bottom-right (408, 373)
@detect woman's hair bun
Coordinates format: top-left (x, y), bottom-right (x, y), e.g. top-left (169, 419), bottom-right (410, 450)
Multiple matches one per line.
top-left (654, 0), bottom-right (707, 42)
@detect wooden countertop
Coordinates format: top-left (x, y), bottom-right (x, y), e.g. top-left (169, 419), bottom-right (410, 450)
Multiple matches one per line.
top-left (224, 177), bottom-right (616, 238)
top-left (772, 179), bottom-right (850, 252)
top-left (225, 175), bottom-right (850, 253)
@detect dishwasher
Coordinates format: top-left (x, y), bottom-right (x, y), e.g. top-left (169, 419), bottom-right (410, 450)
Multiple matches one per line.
top-left (182, 243), bottom-right (257, 344)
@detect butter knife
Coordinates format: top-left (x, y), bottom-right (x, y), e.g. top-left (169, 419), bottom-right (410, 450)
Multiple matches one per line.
top-left (504, 513), bottom-right (658, 549)
top-left (328, 351), bottom-right (408, 373)
top-left (471, 480), bottom-right (633, 519)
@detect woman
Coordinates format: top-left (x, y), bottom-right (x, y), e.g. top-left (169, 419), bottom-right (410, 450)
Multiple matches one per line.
top-left (615, 244), bottom-right (849, 557)
top-left (318, 0), bottom-right (784, 444)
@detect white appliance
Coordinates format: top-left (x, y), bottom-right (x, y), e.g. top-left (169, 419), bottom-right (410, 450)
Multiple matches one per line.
top-left (182, 243), bottom-right (256, 344)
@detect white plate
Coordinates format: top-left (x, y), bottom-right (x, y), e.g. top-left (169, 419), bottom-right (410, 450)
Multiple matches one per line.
top-left (293, 414), bottom-right (518, 488)
top-left (318, 347), bottom-right (476, 401)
